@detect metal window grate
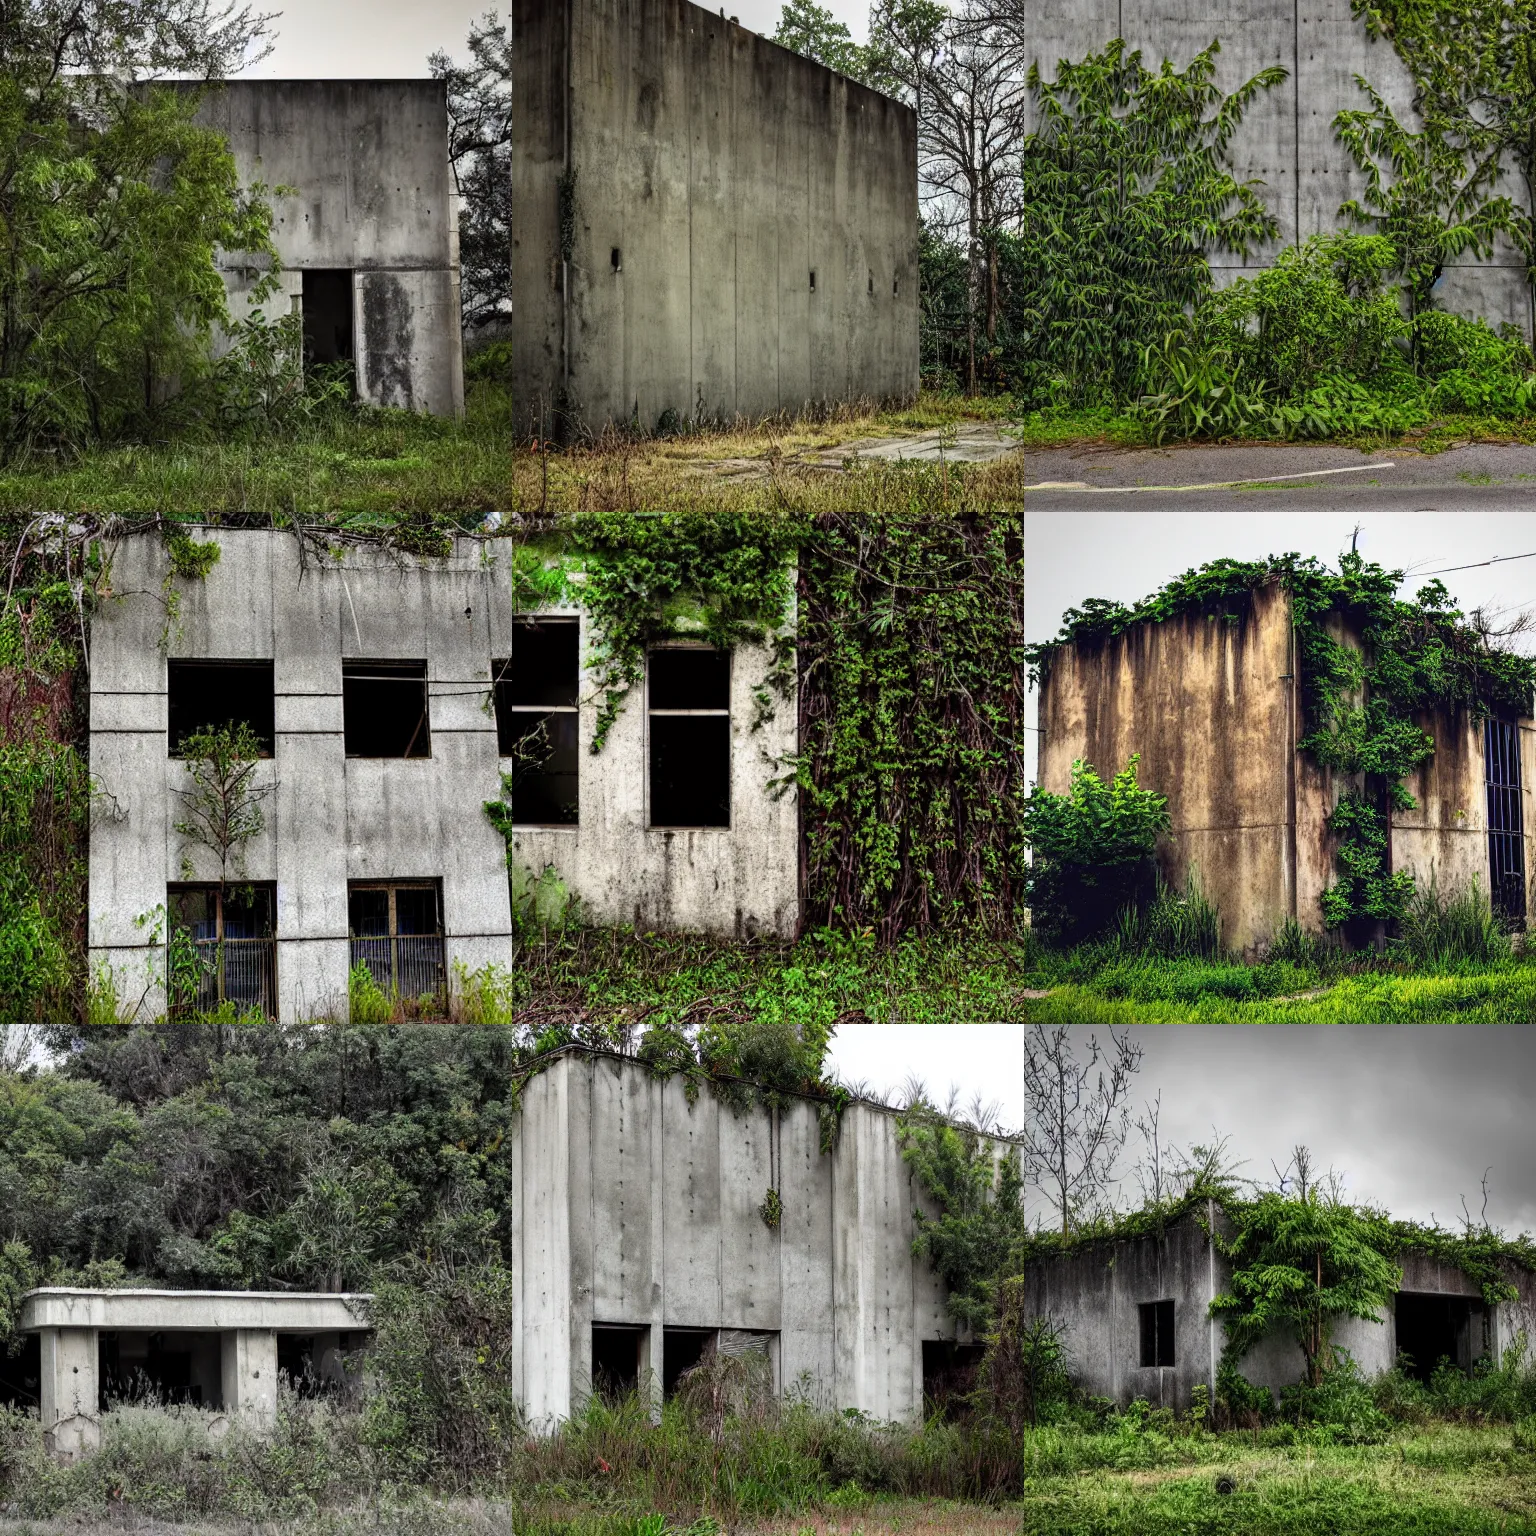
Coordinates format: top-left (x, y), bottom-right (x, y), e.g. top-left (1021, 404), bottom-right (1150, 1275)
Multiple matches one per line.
top-left (170, 938), bottom-right (277, 1018)
top-left (1485, 716), bottom-right (1526, 922)
top-left (348, 934), bottom-right (447, 1002)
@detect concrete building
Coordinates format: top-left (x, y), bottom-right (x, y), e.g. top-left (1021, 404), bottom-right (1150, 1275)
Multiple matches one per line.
top-left (21, 1288), bottom-right (370, 1460)
top-left (87, 529), bottom-right (797, 1022)
top-left (1018, 1207), bottom-right (1536, 1413)
top-left (185, 81), bottom-right (464, 417)
top-left (505, 1049), bottom-right (972, 1426)
top-left (1035, 582), bottom-right (1536, 955)
top-left (1020, 0), bottom-right (1532, 333)
top-left (509, 0), bottom-right (920, 438)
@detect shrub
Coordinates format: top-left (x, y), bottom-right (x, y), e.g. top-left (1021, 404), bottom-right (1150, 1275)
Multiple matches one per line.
top-left (1021, 755), bottom-right (1171, 946)
top-left (1394, 873), bottom-right (1511, 966)
top-left (1114, 872), bottom-right (1223, 959)
top-left (1278, 1353), bottom-right (1393, 1444)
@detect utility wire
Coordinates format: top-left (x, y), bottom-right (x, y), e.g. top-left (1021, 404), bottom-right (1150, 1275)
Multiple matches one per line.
top-left (1415, 550), bottom-right (1536, 577)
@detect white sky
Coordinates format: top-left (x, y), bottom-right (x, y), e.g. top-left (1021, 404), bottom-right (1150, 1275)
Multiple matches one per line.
top-left (826, 1024), bottom-right (1536, 1236)
top-left (243, 1), bottom-right (867, 79)
top-left (1024, 507), bottom-right (1536, 787)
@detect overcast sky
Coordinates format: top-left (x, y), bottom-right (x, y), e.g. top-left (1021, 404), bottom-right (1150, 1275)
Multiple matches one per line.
top-left (243, 2), bottom-right (866, 80)
top-left (1024, 507), bottom-right (1536, 786)
top-left (826, 1023), bottom-right (1536, 1236)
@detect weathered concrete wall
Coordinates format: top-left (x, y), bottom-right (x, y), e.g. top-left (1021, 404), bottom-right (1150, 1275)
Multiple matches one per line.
top-left (87, 532), bottom-right (798, 1020)
top-left (186, 81), bottom-right (464, 416)
top-left (1036, 583), bottom-right (1298, 955)
top-left (506, 1052), bottom-right (959, 1426)
top-left (1022, 1214), bottom-right (1524, 1411)
top-left (510, 0), bottom-right (919, 438)
top-left (1019, 0), bottom-right (1532, 333)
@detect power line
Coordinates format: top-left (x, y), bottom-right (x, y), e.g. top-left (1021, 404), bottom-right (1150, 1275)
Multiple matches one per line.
top-left (1416, 550), bottom-right (1536, 577)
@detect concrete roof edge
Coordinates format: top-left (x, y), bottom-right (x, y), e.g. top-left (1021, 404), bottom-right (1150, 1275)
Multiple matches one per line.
top-left (20, 1287), bottom-right (372, 1301)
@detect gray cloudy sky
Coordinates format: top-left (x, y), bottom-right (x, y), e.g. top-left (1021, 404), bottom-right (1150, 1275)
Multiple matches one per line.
top-left (826, 1024), bottom-right (1536, 1236)
top-left (1024, 506), bottom-right (1536, 786)
top-left (244, 2), bottom-right (865, 79)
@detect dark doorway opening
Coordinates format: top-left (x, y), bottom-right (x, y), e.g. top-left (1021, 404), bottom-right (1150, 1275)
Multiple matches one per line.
top-left (1139, 1299), bottom-right (1175, 1367)
top-left (100, 1331), bottom-right (222, 1408)
top-left (663, 1328), bottom-right (713, 1398)
top-left (303, 269), bottom-right (355, 379)
top-left (168, 660), bottom-right (275, 757)
top-left (1396, 1293), bottom-right (1475, 1382)
top-left (343, 660), bottom-right (430, 758)
top-left (1486, 715), bottom-right (1527, 925)
top-left (591, 1324), bottom-right (646, 1402)
top-left (648, 647), bottom-right (730, 828)
top-left (493, 618), bottom-right (580, 824)
top-left (922, 1340), bottom-right (985, 1418)
top-left (0, 1333), bottom-right (39, 1409)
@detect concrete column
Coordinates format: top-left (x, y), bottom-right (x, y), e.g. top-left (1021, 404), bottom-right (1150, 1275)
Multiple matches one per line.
top-left (220, 1329), bottom-right (278, 1426)
top-left (39, 1327), bottom-right (99, 1460)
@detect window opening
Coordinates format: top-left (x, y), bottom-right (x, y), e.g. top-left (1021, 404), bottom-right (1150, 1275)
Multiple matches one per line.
top-left (662, 1328), bottom-right (713, 1398)
top-left (1396, 1293), bottom-right (1479, 1382)
top-left (1486, 716), bottom-right (1526, 923)
top-left (101, 1331), bottom-right (222, 1408)
top-left (591, 1324), bottom-right (646, 1402)
top-left (1138, 1300), bottom-right (1175, 1367)
top-left (167, 883), bottom-right (276, 1018)
top-left (343, 660), bottom-right (430, 758)
top-left (648, 647), bottom-right (730, 828)
top-left (493, 619), bottom-right (579, 824)
top-left (0, 1334), bottom-right (39, 1409)
top-left (302, 268), bottom-right (355, 388)
top-left (168, 660), bottom-right (274, 757)
top-left (347, 880), bottom-right (445, 1007)
top-left (809, 269), bottom-right (816, 292)
top-left (611, 247), bottom-right (622, 271)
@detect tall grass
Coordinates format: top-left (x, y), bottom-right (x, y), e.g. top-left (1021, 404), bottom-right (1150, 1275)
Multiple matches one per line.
top-left (1393, 873), bottom-right (1512, 966)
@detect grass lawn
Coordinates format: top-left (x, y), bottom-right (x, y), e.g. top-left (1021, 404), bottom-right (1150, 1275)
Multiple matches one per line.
top-left (0, 384), bottom-right (1024, 522)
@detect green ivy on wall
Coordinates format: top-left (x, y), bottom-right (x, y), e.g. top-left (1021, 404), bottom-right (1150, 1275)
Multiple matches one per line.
top-left (1026, 552), bottom-right (1536, 928)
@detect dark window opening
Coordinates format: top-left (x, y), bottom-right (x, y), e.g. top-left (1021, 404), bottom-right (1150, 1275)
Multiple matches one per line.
top-left (100, 1331), bottom-right (223, 1409)
top-left (302, 268), bottom-right (355, 383)
top-left (809, 269), bottom-right (816, 292)
top-left (278, 1331), bottom-right (368, 1399)
top-left (649, 647), bottom-right (730, 828)
top-left (1486, 716), bottom-right (1526, 924)
top-left (663, 1328), bottom-right (713, 1398)
top-left (611, 247), bottom-right (622, 271)
top-left (1139, 1300), bottom-right (1175, 1368)
top-left (493, 620), bottom-right (579, 824)
top-left (348, 880), bottom-right (445, 1010)
top-left (168, 883), bottom-right (276, 1019)
top-left (868, 270), bottom-right (874, 295)
top-left (0, 1333), bottom-right (39, 1409)
top-left (168, 660), bottom-right (274, 757)
top-left (1396, 1293), bottom-right (1478, 1382)
top-left (343, 660), bottom-right (430, 758)
top-left (922, 1340), bottom-right (985, 1418)
top-left (893, 277), bottom-right (900, 297)
top-left (591, 1324), bottom-right (645, 1402)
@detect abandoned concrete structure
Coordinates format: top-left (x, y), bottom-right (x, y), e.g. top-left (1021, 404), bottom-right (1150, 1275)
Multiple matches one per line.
top-left (1024, 0), bottom-right (1532, 333)
top-left (1020, 1207), bottom-right (1536, 1413)
top-left (509, 0), bottom-right (920, 437)
top-left (1035, 583), bottom-right (1536, 954)
top-left (506, 1050), bottom-right (970, 1425)
top-left (21, 1288), bottom-right (370, 1460)
top-left (87, 530), bottom-right (797, 1021)
top-left (185, 81), bottom-right (464, 417)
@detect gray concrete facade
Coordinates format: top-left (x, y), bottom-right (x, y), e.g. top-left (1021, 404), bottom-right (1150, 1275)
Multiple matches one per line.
top-left (185, 81), bottom-right (465, 416)
top-left (22, 1289), bottom-right (370, 1460)
top-left (1019, 1209), bottom-right (1536, 1412)
top-left (506, 1051), bottom-right (964, 1427)
top-left (1020, 0), bottom-right (1533, 334)
top-left (87, 530), bottom-right (798, 1022)
top-left (510, 0), bottom-right (919, 439)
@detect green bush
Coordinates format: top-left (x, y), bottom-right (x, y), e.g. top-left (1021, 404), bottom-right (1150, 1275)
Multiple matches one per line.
top-left (1278, 1355), bottom-right (1394, 1444)
top-left (1114, 872), bottom-right (1223, 959)
top-left (1393, 873), bottom-right (1511, 966)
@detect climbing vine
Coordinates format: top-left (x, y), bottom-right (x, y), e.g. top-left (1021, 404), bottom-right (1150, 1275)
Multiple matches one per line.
top-left (1026, 552), bottom-right (1536, 928)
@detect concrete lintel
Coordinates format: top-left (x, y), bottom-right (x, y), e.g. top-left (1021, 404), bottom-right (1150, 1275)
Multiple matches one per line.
top-left (21, 1288), bottom-right (371, 1335)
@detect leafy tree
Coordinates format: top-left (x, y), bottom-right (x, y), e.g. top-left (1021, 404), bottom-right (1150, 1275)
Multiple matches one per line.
top-left (1021, 754), bottom-right (1171, 944)
top-left (1213, 1148), bottom-right (1402, 1389)
top-left (173, 721), bottom-right (276, 888)
top-left (773, 0), bottom-right (872, 82)
top-left (1006, 39), bottom-right (1285, 405)
top-left (431, 12), bottom-right (512, 336)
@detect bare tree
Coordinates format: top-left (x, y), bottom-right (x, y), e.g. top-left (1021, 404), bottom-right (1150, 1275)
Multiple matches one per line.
top-left (1019, 1024), bottom-right (1143, 1235)
top-left (1132, 1092), bottom-right (1170, 1206)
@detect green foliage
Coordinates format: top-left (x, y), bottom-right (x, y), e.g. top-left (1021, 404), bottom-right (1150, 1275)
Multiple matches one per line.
top-left (980, 1287), bottom-right (1073, 1431)
top-left (898, 1107), bottom-right (1027, 1332)
top-left (773, 0), bottom-right (873, 81)
top-left (0, 76), bottom-right (278, 461)
top-left (1114, 872), bottom-right (1223, 959)
top-left (1006, 40), bottom-right (1284, 405)
top-left (1212, 1192), bottom-right (1403, 1388)
top-left (1278, 1352), bottom-right (1395, 1443)
top-left (172, 721), bottom-right (274, 887)
top-left (1021, 756), bottom-right (1171, 945)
